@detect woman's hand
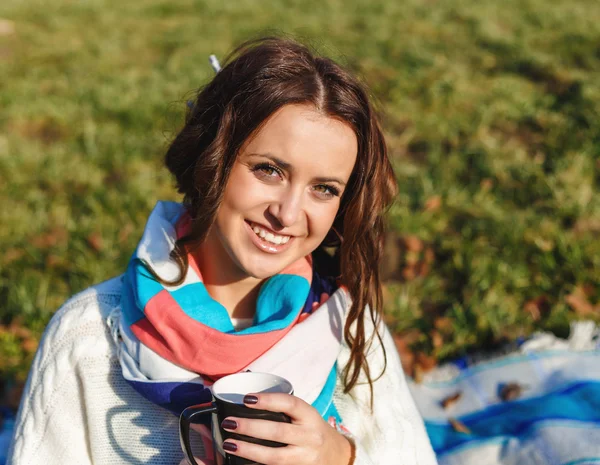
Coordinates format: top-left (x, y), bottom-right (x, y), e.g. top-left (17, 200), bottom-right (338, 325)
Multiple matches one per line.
top-left (219, 393), bottom-right (352, 465)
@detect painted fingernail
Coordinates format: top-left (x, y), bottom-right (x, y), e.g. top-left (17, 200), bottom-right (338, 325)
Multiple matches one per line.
top-left (243, 395), bottom-right (258, 405)
top-left (223, 442), bottom-right (237, 452)
top-left (221, 419), bottom-right (238, 430)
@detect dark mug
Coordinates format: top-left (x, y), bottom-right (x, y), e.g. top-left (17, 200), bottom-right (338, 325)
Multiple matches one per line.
top-left (180, 372), bottom-right (294, 465)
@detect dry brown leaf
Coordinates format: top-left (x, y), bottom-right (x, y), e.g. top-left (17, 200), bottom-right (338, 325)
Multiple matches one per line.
top-left (423, 247), bottom-right (435, 264)
top-left (580, 284), bottom-right (596, 297)
top-left (416, 261), bottom-right (431, 278)
top-left (480, 178), bottom-right (493, 191)
top-left (104, 170), bottom-right (124, 186)
top-left (399, 328), bottom-right (422, 345)
top-left (9, 318), bottom-right (32, 338)
top-left (393, 329), bottom-right (423, 378)
top-left (10, 326), bottom-right (32, 340)
top-left (4, 248), bottom-right (24, 264)
top-left (434, 316), bottom-right (454, 333)
top-left (424, 196), bottom-right (441, 212)
top-left (10, 118), bottom-right (66, 145)
top-left (402, 261), bottom-right (431, 281)
top-left (392, 333), bottom-right (408, 353)
top-left (535, 237), bottom-right (554, 252)
top-left (441, 392), bottom-right (462, 409)
top-left (416, 352), bottom-right (437, 372)
top-left (413, 364), bottom-right (424, 384)
top-left (499, 382), bottom-right (527, 401)
top-left (449, 418), bottom-right (471, 434)
top-left (401, 265), bottom-right (417, 281)
top-left (31, 227), bottom-right (68, 249)
top-left (565, 288), bottom-right (597, 316)
top-left (118, 223), bottom-right (135, 244)
top-left (393, 330), bottom-right (421, 377)
top-left (0, 19), bottom-right (15, 37)
top-left (523, 296), bottom-right (551, 321)
top-left (383, 313), bottom-right (395, 327)
top-left (22, 338), bottom-right (39, 353)
top-left (403, 235), bottom-right (424, 253)
top-left (394, 336), bottom-right (415, 377)
top-left (573, 218), bottom-right (600, 235)
top-left (431, 329), bottom-right (444, 349)
top-left (381, 233), bottom-right (402, 281)
top-left (87, 233), bottom-right (103, 252)
top-left (46, 254), bottom-right (65, 268)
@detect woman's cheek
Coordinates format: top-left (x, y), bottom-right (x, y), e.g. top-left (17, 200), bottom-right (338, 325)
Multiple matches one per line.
top-left (308, 203), bottom-right (340, 241)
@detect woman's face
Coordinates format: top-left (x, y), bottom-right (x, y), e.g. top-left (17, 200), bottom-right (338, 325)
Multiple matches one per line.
top-left (206, 103), bottom-right (358, 281)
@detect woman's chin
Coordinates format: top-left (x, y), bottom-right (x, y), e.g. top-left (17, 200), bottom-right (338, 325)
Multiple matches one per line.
top-left (239, 253), bottom-right (298, 280)
top-left (244, 263), bottom-right (289, 280)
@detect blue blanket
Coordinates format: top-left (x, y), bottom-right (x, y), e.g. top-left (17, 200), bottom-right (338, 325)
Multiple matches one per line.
top-left (409, 322), bottom-right (600, 465)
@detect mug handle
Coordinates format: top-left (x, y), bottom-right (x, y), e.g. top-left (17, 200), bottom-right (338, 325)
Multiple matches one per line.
top-left (180, 402), bottom-right (218, 465)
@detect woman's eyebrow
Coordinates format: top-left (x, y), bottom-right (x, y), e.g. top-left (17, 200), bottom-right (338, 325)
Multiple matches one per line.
top-left (313, 176), bottom-right (347, 186)
top-left (247, 153), bottom-right (292, 171)
top-left (247, 152), bottom-right (347, 186)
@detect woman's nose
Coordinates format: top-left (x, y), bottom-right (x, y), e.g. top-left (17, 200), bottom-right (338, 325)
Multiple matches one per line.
top-left (268, 188), bottom-right (303, 229)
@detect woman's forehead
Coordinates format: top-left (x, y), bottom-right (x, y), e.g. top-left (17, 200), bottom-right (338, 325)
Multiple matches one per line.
top-left (241, 104), bottom-right (358, 179)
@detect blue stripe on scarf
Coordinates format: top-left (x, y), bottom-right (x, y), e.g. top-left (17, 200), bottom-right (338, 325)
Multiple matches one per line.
top-left (167, 275), bottom-right (309, 334)
top-left (121, 264), bottom-right (146, 327)
top-left (244, 274), bottom-right (310, 333)
top-left (122, 260), bottom-right (311, 334)
top-left (121, 260), bottom-right (163, 326)
top-left (426, 380), bottom-right (600, 455)
top-left (171, 284), bottom-right (233, 331)
top-left (313, 364), bottom-right (343, 424)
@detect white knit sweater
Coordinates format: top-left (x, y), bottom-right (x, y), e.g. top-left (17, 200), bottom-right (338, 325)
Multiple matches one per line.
top-left (7, 276), bottom-right (438, 465)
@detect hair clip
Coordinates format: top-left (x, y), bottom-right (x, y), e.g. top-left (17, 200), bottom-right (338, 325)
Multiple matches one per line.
top-left (209, 54), bottom-right (221, 73)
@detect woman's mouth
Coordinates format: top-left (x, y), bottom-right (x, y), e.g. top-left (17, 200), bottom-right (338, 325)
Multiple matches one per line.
top-left (245, 220), bottom-right (294, 253)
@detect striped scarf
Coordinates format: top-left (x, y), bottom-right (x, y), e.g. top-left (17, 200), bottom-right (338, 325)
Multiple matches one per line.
top-left (115, 201), bottom-right (349, 428)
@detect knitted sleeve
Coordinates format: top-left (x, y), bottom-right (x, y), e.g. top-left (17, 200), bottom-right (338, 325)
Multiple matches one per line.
top-left (7, 289), bottom-right (120, 465)
top-left (334, 319), bottom-right (439, 465)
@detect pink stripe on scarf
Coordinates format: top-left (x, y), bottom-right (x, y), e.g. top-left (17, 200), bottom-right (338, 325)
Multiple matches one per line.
top-left (131, 289), bottom-right (299, 378)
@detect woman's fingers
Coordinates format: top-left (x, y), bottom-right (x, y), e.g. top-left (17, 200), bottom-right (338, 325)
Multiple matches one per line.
top-left (221, 416), bottom-right (300, 446)
top-left (217, 393), bottom-right (331, 464)
top-left (220, 439), bottom-right (307, 465)
top-left (242, 392), bottom-right (318, 423)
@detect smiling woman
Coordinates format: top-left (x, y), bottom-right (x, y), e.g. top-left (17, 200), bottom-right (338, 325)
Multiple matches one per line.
top-left (200, 104), bottom-right (357, 314)
top-left (7, 37), bottom-right (438, 465)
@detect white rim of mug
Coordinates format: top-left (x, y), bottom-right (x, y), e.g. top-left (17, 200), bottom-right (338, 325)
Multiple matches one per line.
top-left (212, 372), bottom-right (294, 403)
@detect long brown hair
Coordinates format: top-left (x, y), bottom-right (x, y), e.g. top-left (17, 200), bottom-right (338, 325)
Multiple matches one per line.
top-left (162, 37), bottom-right (397, 398)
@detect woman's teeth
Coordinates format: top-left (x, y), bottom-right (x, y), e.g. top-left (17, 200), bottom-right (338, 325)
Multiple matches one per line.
top-left (251, 225), bottom-right (290, 245)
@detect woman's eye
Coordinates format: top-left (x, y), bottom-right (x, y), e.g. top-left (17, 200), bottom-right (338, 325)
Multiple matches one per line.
top-left (252, 163), bottom-right (282, 180)
top-left (313, 184), bottom-right (340, 199)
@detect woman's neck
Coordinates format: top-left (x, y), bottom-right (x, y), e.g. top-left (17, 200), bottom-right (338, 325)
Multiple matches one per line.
top-left (195, 237), bottom-right (263, 319)
top-left (204, 279), bottom-right (262, 319)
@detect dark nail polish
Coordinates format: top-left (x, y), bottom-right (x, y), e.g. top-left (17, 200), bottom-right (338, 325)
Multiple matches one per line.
top-left (221, 419), bottom-right (238, 430)
top-left (243, 395), bottom-right (258, 405)
top-left (223, 442), bottom-right (238, 452)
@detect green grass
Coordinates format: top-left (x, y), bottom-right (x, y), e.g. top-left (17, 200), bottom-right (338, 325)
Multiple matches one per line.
top-left (1, 0), bottom-right (599, 381)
